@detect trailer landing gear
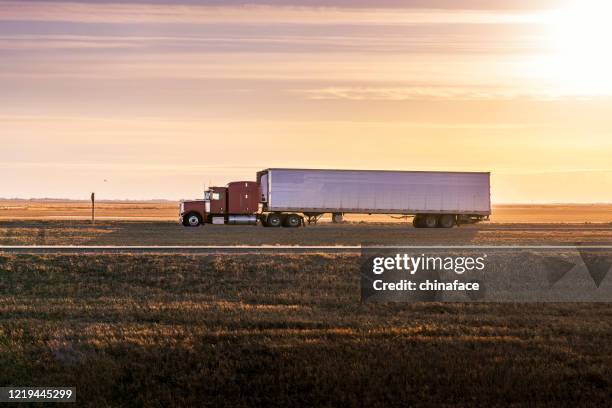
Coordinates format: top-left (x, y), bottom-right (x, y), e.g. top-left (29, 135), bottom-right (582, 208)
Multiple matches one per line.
top-left (304, 213), bottom-right (323, 225)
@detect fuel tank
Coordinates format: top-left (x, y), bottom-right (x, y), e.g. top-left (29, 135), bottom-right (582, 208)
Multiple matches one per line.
top-left (227, 215), bottom-right (258, 225)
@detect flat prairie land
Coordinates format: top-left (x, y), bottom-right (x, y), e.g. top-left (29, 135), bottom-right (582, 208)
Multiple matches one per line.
top-left (1, 253), bottom-right (612, 407)
top-left (1, 199), bottom-right (611, 224)
top-left (0, 199), bottom-right (177, 220)
top-left (491, 204), bottom-right (612, 224)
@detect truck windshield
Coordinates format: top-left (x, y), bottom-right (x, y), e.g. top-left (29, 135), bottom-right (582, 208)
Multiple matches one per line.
top-left (204, 191), bottom-right (221, 200)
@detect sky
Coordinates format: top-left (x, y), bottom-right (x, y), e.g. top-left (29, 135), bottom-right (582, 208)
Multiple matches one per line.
top-left (2, 0), bottom-right (612, 202)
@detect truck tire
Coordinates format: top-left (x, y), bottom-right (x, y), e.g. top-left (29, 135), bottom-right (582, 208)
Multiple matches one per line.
top-left (283, 214), bottom-right (301, 228)
top-left (184, 213), bottom-right (202, 227)
top-left (332, 213), bottom-right (344, 223)
top-left (412, 216), bottom-right (422, 228)
top-left (266, 213), bottom-right (282, 228)
top-left (423, 214), bottom-right (438, 228)
top-left (438, 214), bottom-right (455, 228)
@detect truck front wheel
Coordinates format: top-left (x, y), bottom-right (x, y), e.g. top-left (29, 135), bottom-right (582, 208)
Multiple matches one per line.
top-left (266, 213), bottom-right (283, 227)
top-left (184, 213), bottom-right (202, 227)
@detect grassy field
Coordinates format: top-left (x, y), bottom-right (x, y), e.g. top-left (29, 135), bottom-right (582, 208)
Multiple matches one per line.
top-left (2, 253), bottom-right (612, 406)
top-left (0, 200), bottom-right (176, 221)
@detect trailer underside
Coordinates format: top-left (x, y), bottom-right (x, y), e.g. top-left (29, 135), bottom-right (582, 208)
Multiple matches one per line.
top-left (265, 207), bottom-right (490, 216)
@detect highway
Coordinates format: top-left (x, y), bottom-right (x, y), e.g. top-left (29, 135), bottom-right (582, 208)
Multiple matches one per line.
top-left (0, 245), bottom-right (362, 254)
top-left (2, 244), bottom-right (611, 254)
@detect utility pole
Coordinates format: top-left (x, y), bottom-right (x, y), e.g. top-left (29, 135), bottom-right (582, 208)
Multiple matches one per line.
top-left (91, 192), bottom-right (95, 224)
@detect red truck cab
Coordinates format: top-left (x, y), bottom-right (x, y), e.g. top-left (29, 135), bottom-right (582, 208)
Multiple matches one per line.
top-left (180, 181), bottom-right (259, 226)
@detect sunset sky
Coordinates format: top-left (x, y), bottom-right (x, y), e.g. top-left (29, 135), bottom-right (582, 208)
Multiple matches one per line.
top-left (2, 0), bottom-right (612, 202)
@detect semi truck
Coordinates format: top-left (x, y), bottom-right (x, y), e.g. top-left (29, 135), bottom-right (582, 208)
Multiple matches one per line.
top-left (179, 168), bottom-right (491, 228)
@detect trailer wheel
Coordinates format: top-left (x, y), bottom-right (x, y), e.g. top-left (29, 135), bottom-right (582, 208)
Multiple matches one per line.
top-left (266, 213), bottom-right (283, 228)
top-left (412, 216), bottom-right (422, 228)
top-left (438, 214), bottom-right (455, 228)
top-left (284, 214), bottom-right (301, 228)
top-left (184, 213), bottom-right (202, 227)
top-left (423, 214), bottom-right (439, 228)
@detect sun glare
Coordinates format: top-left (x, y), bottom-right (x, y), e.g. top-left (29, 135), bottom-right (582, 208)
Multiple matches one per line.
top-left (535, 0), bottom-right (612, 96)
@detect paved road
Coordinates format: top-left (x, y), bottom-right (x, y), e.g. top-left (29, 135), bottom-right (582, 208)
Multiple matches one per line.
top-left (2, 222), bottom-right (611, 248)
top-left (2, 244), bottom-right (611, 254)
top-left (0, 245), bottom-right (362, 254)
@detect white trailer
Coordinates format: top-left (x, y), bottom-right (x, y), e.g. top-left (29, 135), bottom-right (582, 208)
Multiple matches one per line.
top-left (257, 168), bottom-right (490, 228)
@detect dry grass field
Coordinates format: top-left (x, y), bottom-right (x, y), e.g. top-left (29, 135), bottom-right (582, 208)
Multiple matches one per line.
top-left (1, 254), bottom-right (612, 407)
top-left (1, 201), bottom-right (611, 406)
top-left (0, 199), bottom-right (177, 221)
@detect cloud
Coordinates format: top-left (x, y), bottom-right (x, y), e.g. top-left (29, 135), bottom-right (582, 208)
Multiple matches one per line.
top-left (0, 1), bottom-right (550, 24)
top-left (11, 0), bottom-right (562, 11)
top-left (0, 32), bottom-right (540, 55)
top-left (299, 86), bottom-right (567, 101)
